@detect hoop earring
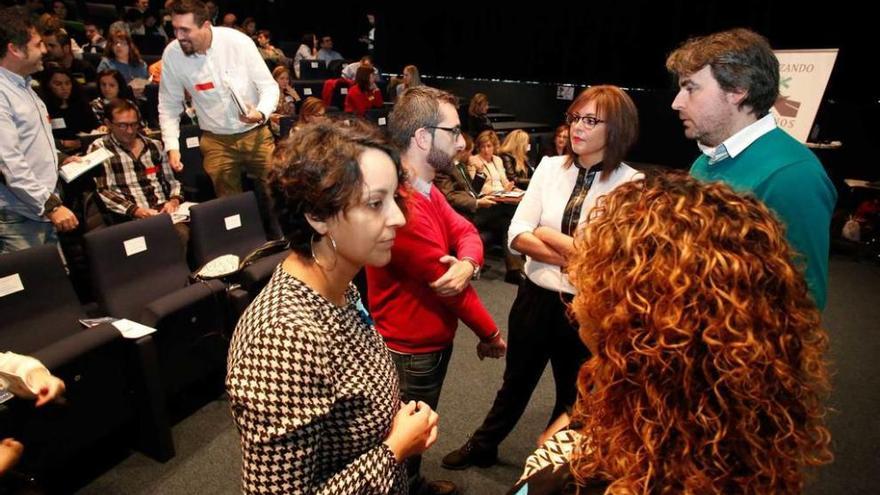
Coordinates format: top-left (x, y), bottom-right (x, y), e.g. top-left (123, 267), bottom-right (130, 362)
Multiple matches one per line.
top-left (310, 233), bottom-right (338, 271)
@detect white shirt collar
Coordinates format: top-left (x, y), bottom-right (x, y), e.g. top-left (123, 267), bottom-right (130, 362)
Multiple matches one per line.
top-left (698, 113), bottom-right (777, 161)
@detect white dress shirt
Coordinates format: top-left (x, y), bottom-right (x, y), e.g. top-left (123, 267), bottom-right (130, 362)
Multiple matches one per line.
top-left (158, 26), bottom-right (280, 152)
top-left (508, 155), bottom-right (643, 294)
top-left (698, 113), bottom-right (776, 161)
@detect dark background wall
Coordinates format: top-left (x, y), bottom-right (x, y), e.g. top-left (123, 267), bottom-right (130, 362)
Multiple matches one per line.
top-left (221, 1), bottom-right (876, 178)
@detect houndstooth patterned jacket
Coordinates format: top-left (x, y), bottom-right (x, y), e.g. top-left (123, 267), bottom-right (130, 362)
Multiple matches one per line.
top-left (227, 266), bottom-right (407, 494)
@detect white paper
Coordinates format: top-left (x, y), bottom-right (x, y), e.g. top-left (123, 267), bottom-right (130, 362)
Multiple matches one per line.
top-left (186, 136), bottom-right (200, 149)
top-left (303, 88), bottom-right (313, 95)
top-left (50, 118), bottom-right (66, 130)
top-left (340, 87), bottom-right (348, 95)
top-left (112, 318), bottom-right (157, 339)
top-left (60, 147), bottom-right (115, 183)
top-left (0, 274), bottom-right (24, 298)
top-left (378, 117), bottom-right (387, 126)
top-left (123, 236), bottom-right (147, 256)
top-left (311, 62), bottom-right (319, 68)
top-left (170, 201), bottom-right (198, 224)
top-left (224, 214), bottom-right (242, 230)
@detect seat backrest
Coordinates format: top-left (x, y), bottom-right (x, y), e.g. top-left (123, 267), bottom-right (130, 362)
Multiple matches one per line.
top-left (177, 124), bottom-right (215, 202)
top-left (299, 59), bottom-right (329, 80)
top-left (84, 215), bottom-right (191, 320)
top-left (0, 245), bottom-right (85, 354)
top-left (189, 191), bottom-right (268, 267)
top-left (364, 107), bottom-right (389, 127)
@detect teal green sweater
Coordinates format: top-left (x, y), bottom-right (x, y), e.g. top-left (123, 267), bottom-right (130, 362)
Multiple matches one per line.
top-left (691, 128), bottom-right (837, 309)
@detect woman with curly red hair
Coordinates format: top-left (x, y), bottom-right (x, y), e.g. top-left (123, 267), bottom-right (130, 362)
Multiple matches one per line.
top-left (509, 172), bottom-right (832, 494)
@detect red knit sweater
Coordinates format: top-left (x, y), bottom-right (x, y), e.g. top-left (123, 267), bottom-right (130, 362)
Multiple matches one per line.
top-left (367, 185), bottom-right (498, 353)
top-left (343, 85), bottom-right (384, 116)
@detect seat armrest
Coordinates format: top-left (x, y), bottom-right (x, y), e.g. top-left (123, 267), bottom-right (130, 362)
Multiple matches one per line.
top-left (32, 323), bottom-right (123, 371)
top-left (139, 279), bottom-right (226, 328)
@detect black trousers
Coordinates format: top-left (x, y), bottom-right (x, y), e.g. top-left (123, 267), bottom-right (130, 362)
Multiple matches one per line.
top-left (471, 278), bottom-right (590, 449)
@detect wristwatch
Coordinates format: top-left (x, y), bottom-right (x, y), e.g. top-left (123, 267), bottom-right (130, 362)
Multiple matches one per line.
top-left (462, 257), bottom-right (481, 280)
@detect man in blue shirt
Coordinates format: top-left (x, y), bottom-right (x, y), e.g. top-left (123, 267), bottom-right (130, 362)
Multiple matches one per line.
top-left (0, 8), bottom-right (78, 253)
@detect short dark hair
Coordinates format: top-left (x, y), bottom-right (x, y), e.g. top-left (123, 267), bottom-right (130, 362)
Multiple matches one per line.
top-left (388, 86), bottom-right (459, 151)
top-left (270, 118), bottom-right (405, 257)
top-left (169, 0), bottom-right (210, 27)
top-left (105, 97), bottom-right (142, 122)
top-left (0, 7), bottom-right (35, 59)
top-left (666, 28), bottom-right (779, 117)
top-left (43, 28), bottom-right (70, 50)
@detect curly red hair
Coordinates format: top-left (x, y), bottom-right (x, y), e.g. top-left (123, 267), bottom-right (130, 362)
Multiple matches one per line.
top-left (567, 171), bottom-right (832, 494)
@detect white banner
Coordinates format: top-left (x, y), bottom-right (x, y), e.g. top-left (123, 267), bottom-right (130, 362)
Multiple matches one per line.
top-left (772, 49), bottom-right (838, 143)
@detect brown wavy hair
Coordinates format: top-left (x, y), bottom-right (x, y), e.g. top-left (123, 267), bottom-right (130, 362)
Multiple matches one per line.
top-left (567, 171), bottom-right (832, 494)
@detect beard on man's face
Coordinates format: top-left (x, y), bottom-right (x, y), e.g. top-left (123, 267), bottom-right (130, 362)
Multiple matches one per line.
top-left (426, 143), bottom-right (454, 172)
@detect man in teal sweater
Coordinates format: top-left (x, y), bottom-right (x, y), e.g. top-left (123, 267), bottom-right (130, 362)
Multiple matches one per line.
top-left (666, 28), bottom-right (836, 309)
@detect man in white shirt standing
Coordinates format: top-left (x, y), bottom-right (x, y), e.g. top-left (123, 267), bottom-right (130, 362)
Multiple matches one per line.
top-left (158, 0), bottom-right (279, 199)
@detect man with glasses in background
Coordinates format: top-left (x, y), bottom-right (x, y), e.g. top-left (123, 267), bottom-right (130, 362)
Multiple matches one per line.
top-left (88, 98), bottom-right (188, 246)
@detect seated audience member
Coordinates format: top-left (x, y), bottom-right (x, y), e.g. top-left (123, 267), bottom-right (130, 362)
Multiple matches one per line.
top-left (435, 133), bottom-right (496, 222)
top-left (467, 93), bottom-right (493, 134)
top-left (39, 66), bottom-right (99, 153)
top-left (344, 65), bottom-right (383, 117)
top-left (468, 130), bottom-right (511, 196)
top-left (256, 30), bottom-right (290, 70)
top-left (124, 8), bottom-right (146, 35)
top-left (0, 351), bottom-right (66, 477)
top-left (292, 33), bottom-right (317, 78)
top-left (143, 10), bottom-right (168, 41)
top-left (509, 172), bottom-right (832, 494)
top-left (50, 0), bottom-right (68, 20)
top-left (97, 30), bottom-right (149, 85)
top-left (546, 124), bottom-right (569, 157)
top-left (88, 99), bottom-right (188, 244)
top-left (270, 66), bottom-right (300, 137)
top-left (395, 64), bottom-right (421, 99)
top-left (341, 55), bottom-right (380, 81)
top-left (220, 12), bottom-right (236, 28)
top-left (227, 118), bottom-right (436, 494)
top-left (82, 21), bottom-right (107, 54)
top-left (42, 28), bottom-right (96, 81)
top-left (316, 34), bottom-right (343, 63)
top-left (293, 96), bottom-right (326, 133)
top-left (132, 0), bottom-right (150, 14)
top-left (240, 17), bottom-right (257, 41)
top-left (90, 69), bottom-right (141, 124)
top-left (499, 129), bottom-right (533, 189)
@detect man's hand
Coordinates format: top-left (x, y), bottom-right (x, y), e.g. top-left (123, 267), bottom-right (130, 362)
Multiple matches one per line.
top-left (133, 207), bottom-right (160, 219)
top-left (61, 155), bottom-right (83, 166)
top-left (477, 334), bottom-right (507, 360)
top-left (47, 206), bottom-right (78, 232)
top-left (160, 199), bottom-right (181, 214)
top-left (0, 438), bottom-right (23, 476)
top-left (429, 255), bottom-right (474, 297)
top-left (239, 105), bottom-right (265, 124)
top-left (167, 149), bottom-right (184, 172)
top-left (476, 196), bottom-right (496, 209)
top-left (27, 368), bottom-right (66, 407)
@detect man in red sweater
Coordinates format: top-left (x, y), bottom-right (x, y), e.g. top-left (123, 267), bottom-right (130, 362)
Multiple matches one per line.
top-left (367, 86), bottom-right (507, 495)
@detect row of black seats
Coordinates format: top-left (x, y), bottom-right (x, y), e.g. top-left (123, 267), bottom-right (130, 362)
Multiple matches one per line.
top-left (0, 191), bottom-right (287, 488)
